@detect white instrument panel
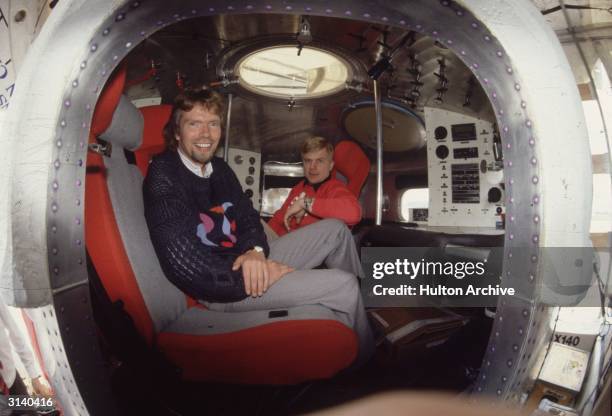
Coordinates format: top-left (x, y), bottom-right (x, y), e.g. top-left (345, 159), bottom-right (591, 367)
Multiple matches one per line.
top-left (217, 147), bottom-right (261, 211)
top-left (425, 107), bottom-right (504, 228)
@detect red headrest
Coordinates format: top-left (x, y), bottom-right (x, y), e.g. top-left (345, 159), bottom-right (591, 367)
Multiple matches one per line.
top-left (91, 66), bottom-right (127, 136)
top-left (333, 141), bottom-right (370, 198)
top-left (135, 105), bottom-right (172, 177)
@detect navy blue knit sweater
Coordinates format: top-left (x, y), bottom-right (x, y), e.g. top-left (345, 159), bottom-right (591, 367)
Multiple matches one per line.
top-left (143, 150), bottom-right (269, 302)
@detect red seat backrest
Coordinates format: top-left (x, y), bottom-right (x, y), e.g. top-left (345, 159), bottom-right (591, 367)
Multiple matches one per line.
top-left (332, 140), bottom-right (370, 198)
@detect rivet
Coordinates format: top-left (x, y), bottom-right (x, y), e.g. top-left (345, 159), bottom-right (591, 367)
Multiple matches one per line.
top-left (76, 239), bottom-right (82, 246)
top-left (496, 50), bottom-right (503, 57)
top-left (447, 39), bottom-right (453, 45)
top-left (477, 387), bottom-right (482, 392)
top-left (80, 60), bottom-right (87, 69)
top-left (52, 248), bottom-right (58, 255)
top-left (483, 78), bottom-right (488, 84)
top-left (490, 346), bottom-right (495, 352)
top-left (56, 140), bottom-right (62, 148)
top-left (140, 30), bottom-right (146, 36)
top-left (532, 176), bottom-right (539, 184)
top-left (113, 55), bottom-right (118, 61)
top-left (51, 225), bottom-right (57, 233)
top-left (508, 252), bottom-right (513, 258)
top-left (156, 20), bottom-right (163, 26)
top-left (533, 195), bottom-right (539, 204)
top-left (507, 359), bottom-right (513, 367)
top-left (506, 143), bottom-right (511, 149)
top-left (90, 44), bottom-right (97, 52)
top-left (173, 13), bottom-right (180, 18)
top-left (531, 157), bottom-right (537, 165)
top-left (506, 270), bottom-right (511, 276)
top-left (76, 179), bottom-right (82, 186)
top-left (132, 1), bottom-right (140, 7)
top-left (78, 258), bottom-right (83, 265)
top-left (492, 92), bottom-right (497, 99)
top-left (533, 215), bottom-right (539, 223)
top-left (499, 109), bottom-right (504, 115)
top-left (529, 138), bottom-right (535, 146)
top-left (72, 80), bottom-right (79, 88)
top-left (531, 255), bottom-right (538, 263)
top-left (416, 24), bottom-right (422, 29)
top-left (305, 6), bottom-right (312, 11)
top-left (265, 5), bottom-right (271, 10)
top-left (472, 63), bottom-right (479, 69)
top-left (326, 9), bottom-right (333, 14)
top-left (482, 374), bottom-right (487, 380)
top-left (471, 22), bottom-right (478, 29)
top-left (518, 327), bottom-right (523, 335)
top-left (80, 141), bottom-right (85, 148)
top-left (75, 218), bottom-right (81, 225)
top-left (484, 35), bottom-right (491, 41)
top-left (508, 161), bottom-right (513, 167)
top-left (51, 203), bottom-right (58, 212)
top-left (245, 5), bottom-right (253, 10)
top-left (502, 376), bottom-right (508, 382)
top-left (460, 50), bottom-right (466, 56)
top-left (510, 215), bottom-right (515, 222)
top-left (507, 67), bottom-right (513, 74)
top-left (510, 179), bottom-right (514, 185)
top-left (487, 360), bottom-right (491, 367)
top-left (60, 119), bottom-right (66, 127)
top-left (53, 267), bottom-right (59, 274)
top-left (526, 120), bottom-right (532, 128)
top-left (529, 274), bottom-right (535, 282)
top-left (52, 181), bottom-right (59, 190)
top-left (521, 101), bottom-right (526, 108)
top-left (522, 309), bottom-right (529, 317)
top-left (345, 10), bottom-right (352, 15)
top-left (503, 126), bottom-right (509, 133)
top-left (209, 7), bottom-right (216, 12)
top-left (78, 159), bottom-right (83, 167)
top-left (457, 10), bottom-right (464, 16)
top-left (115, 13), bottom-right (125, 22)
top-left (432, 30), bottom-right (438, 36)
top-left (532, 235), bottom-right (539, 243)
top-left (125, 42), bottom-right (132, 48)
top-left (497, 389), bottom-right (502, 396)
top-left (509, 234), bottom-right (514, 240)
top-left (514, 83), bottom-right (521, 91)
top-left (86, 103), bottom-right (91, 110)
top-left (75, 199), bottom-right (81, 206)
top-left (442, 0), bottom-right (450, 5)
top-left (399, 20), bottom-right (406, 25)
top-left (102, 28), bottom-right (110, 36)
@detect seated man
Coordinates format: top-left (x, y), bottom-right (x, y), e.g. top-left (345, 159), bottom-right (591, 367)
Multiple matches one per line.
top-left (143, 88), bottom-right (373, 366)
top-left (267, 136), bottom-right (362, 237)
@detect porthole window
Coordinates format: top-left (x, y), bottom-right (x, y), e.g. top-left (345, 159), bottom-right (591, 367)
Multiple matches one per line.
top-left (236, 46), bottom-right (349, 99)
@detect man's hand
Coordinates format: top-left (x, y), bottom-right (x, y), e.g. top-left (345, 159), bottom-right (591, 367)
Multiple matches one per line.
top-left (31, 376), bottom-right (53, 397)
top-left (267, 260), bottom-right (294, 286)
top-left (233, 249), bottom-right (269, 297)
top-left (283, 195), bottom-right (306, 231)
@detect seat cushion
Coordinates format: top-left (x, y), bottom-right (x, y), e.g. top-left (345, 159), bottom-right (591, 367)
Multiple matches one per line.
top-left (157, 305), bottom-right (358, 384)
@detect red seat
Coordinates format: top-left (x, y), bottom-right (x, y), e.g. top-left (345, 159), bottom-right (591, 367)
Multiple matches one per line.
top-left (85, 70), bottom-right (358, 384)
top-left (333, 140), bottom-right (370, 198)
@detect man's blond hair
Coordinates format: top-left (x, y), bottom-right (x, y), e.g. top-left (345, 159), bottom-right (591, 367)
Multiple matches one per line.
top-left (301, 136), bottom-right (334, 157)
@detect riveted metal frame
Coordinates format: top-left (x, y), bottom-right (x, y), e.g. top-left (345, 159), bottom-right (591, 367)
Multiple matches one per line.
top-left (2, 0), bottom-right (591, 413)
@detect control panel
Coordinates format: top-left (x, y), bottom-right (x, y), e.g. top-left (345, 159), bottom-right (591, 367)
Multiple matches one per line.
top-left (425, 107), bottom-right (504, 228)
top-left (216, 147), bottom-right (261, 211)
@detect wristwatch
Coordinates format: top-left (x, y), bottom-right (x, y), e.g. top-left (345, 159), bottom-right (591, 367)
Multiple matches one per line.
top-left (252, 245), bottom-right (264, 253)
top-left (304, 196), bottom-right (314, 212)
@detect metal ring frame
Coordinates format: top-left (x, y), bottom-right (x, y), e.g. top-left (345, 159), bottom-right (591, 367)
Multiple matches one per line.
top-left (2, 0), bottom-right (591, 414)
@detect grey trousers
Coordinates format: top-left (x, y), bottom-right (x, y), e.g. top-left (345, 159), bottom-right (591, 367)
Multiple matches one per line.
top-left (206, 219), bottom-right (374, 367)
